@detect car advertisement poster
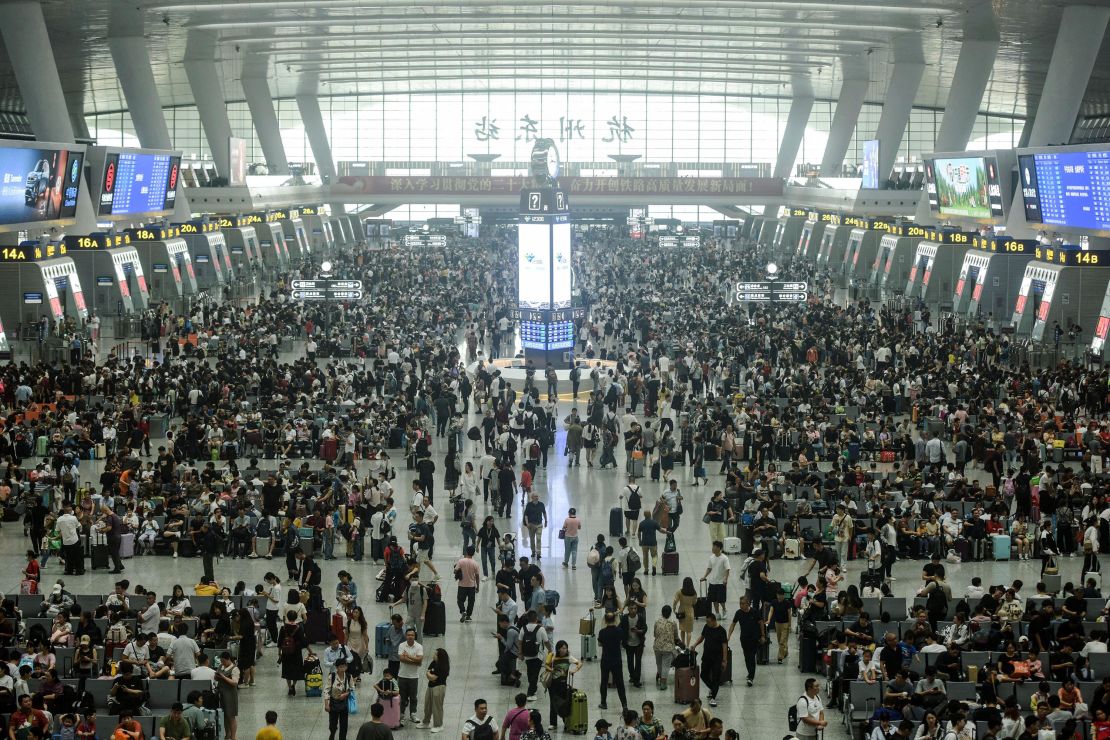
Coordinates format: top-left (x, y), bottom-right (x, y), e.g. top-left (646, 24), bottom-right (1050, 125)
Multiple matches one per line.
top-left (0, 146), bottom-right (83, 225)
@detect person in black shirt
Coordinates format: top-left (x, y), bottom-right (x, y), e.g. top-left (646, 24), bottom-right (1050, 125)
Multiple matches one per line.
top-left (766, 589), bottom-right (793, 664)
top-left (933, 643), bottom-right (964, 682)
top-left (745, 550), bottom-right (772, 613)
top-left (517, 557), bottom-right (540, 609)
top-left (845, 612), bottom-right (874, 646)
top-left (691, 613), bottom-right (728, 706)
top-left (596, 612), bottom-right (627, 712)
top-left (495, 561), bottom-right (518, 601)
top-left (726, 597), bottom-right (764, 689)
top-left (802, 541), bottom-right (837, 578)
top-left (920, 554), bottom-right (945, 585)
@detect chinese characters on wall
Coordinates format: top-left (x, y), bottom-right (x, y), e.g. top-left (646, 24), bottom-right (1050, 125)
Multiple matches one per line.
top-left (474, 114), bottom-right (636, 144)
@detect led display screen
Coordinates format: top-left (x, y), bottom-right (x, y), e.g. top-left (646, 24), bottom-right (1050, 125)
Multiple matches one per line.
top-left (861, 140), bottom-right (881, 189)
top-left (0, 145), bottom-right (83, 226)
top-left (925, 156), bottom-right (1004, 220)
top-left (98, 151), bottom-right (180, 216)
top-left (517, 223), bottom-right (551, 309)
top-left (1019, 150), bottom-right (1110, 232)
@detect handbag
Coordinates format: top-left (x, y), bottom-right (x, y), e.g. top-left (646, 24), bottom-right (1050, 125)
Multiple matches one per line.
top-left (702, 513), bottom-right (711, 524)
top-left (347, 691), bottom-right (359, 715)
top-left (558, 528), bottom-right (566, 540)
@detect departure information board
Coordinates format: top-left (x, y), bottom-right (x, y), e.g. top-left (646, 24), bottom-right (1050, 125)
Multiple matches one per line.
top-left (98, 151), bottom-right (180, 216)
top-left (1019, 149), bottom-right (1110, 232)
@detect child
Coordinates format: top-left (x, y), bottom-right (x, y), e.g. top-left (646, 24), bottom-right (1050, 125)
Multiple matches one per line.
top-left (57, 713), bottom-right (77, 740)
top-left (375, 667), bottom-right (402, 729)
top-left (593, 719), bottom-right (613, 740)
top-left (75, 710), bottom-right (97, 740)
top-left (519, 467), bottom-right (533, 505)
top-left (498, 533), bottom-right (517, 567)
top-left (22, 550), bottom-right (40, 589)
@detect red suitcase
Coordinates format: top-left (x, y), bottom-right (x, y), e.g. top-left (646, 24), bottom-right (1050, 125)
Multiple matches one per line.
top-left (331, 612), bottom-right (347, 644)
top-left (320, 438), bottom-right (338, 462)
top-left (378, 694), bottom-right (401, 729)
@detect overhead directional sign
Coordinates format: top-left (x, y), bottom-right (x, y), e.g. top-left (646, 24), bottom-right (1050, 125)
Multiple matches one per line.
top-left (453, 215), bottom-right (482, 225)
top-left (659, 235), bottom-right (701, 248)
top-left (290, 279), bottom-right (364, 301)
top-left (403, 234), bottom-right (448, 248)
top-left (733, 280), bottom-right (809, 303)
top-left (626, 216), bottom-right (655, 226)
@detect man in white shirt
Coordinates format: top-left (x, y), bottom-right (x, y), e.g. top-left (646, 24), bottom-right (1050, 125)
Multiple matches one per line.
top-left (56, 504), bottom-right (83, 576)
top-left (168, 624), bottom-right (202, 679)
top-left (122, 634), bottom-right (150, 674)
top-left (700, 542), bottom-right (731, 617)
top-left (139, 592), bottom-right (161, 636)
top-left (397, 629), bottom-right (424, 724)
top-left (794, 678), bottom-right (827, 738)
top-left (188, 653), bottom-right (217, 682)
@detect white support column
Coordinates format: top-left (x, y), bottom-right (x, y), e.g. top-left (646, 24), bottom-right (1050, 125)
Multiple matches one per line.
top-left (0, 1), bottom-right (97, 232)
top-left (296, 93), bottom-right (337, 182)
top-left (183, 30), bottom-right (233, 177)
top-left (1008, 5), bottom-right (1110, 236)
top-left (873, 35), bottom-right (925, 184)
top-left (773, 77), bottom-right (815, 180)
top-left (820, 56), bottom-right (869, 177)
top-left (64, 91), bottom-right (91, 141)
top-left (933, 39), bottom-right (998, 151)
top-left (242, 55), bottom-right (290, 175)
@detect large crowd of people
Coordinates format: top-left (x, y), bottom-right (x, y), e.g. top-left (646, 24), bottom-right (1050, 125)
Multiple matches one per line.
top-left (0, 225), bottom-right (1106, 740)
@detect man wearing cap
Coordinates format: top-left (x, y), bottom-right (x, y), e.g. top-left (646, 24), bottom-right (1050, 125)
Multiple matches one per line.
top-left (592, 719), bottom-right (612, 740)
top-left (159, 701), bottom-right (191, 740)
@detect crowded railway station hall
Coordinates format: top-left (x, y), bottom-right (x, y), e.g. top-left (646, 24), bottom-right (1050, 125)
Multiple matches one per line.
top-left (3, 1), bottom-right (1110, 739)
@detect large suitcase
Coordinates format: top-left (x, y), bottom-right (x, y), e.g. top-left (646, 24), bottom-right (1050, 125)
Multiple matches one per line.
top-left (379, 695), bottom-right (401, 729)
top-left (662, 551), bottom-right (680, 576)
top-left (91, 545), bottom-right (110, 570)
top-left (580, 634), bottom-right (597, 661)
top-left (722, 537), bottom-right (742, 554)
top-left (694, 585), bottom-right (711, 619)
top-left (756, 640), bottom-right (770, 666)
top-left (331, 613), bottom-right (347, 644)
top-left (566, 680), bottom-right (589, 735)
top-left (992, 534), bottom-right (1012, 561)
top-left (674, 666), bottom-right (700, 704)
top-left (799, 636), bottom-right (818, 673)
top-left (424, 601), bottom-right (446, 637)
top-left (255, 535), bottom-right (272, 557)
top-left (628, 458), bottom-right (644, 478)
top-left (375, 622), bottom-right (392, 659)
top-left (320, 438), bottom-right (338, 462)
top-left (305, 609), bottom-right (331, 644)
top-left (119, 533), bottom-right (135, 559)
top-left (784, 538), bottom-right (801, 559)
top-left (609, 507), bottom-right (622, 537)
top-left (650, 461), bottom-right (660, 482)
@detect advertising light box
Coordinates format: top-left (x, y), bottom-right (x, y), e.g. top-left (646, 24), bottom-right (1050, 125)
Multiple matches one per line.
top-left (924, 153), bottom-right (1006, 221)
top-left (0, 141), bottom-right (84, 229)
top-left (551, 224), bottom-right (572, 310)
top-left (517, 223), bottom-right (551, 309)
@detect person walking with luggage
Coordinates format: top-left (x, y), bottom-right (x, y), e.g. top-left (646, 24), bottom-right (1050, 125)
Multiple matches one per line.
top-left (597, 611), bottom-right (628, 712)
top-left (396, 628), bottom-right (424, 725)
top-left (689, 612), bottom-right (728, 706)
top-left (727, 596), bottom-right (766, 688)
top-left (542, 640), bottom-right (582, 732)
top-left (638, 511), bottom-right (666, 577)
top-left (700, 542), bottom-right (731, 618)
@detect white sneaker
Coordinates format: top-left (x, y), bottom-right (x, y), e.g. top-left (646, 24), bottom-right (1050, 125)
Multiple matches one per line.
top-left (414, 722), bottom-right (428, 729)
top-left (482, 576), bottom-right (489, 582)
top-left (409, 714), bottom-right (418, 724)
top-left (430, 728), bottom-right (443, 734)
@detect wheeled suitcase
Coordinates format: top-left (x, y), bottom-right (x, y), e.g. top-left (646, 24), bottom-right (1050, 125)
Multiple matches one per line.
top-left (662, 551), bottom-right (680, 576)
top-left (566, 676), bottom-right (589, 734)
top-left (379, 695), bottom-right (401, 730)
top-left (694, 584), bottom-right (711, 619)
top-left (580, 633), bottom-right (597, 660)
top-left (723, 537), bottom-right (742, 554)
top-left (424, 601), bottom-right (446, 637)
top-left (91, 545), bottom-right (110, 570)
top-left (320, 437), bottom-right (338, 462)
top-left (784, 538), bottom-right (801, 559)
top-left (674, 666), bottom-right (700, 703)
top-left (305, 609), bottom-right (331, 644)
top-left (255, 535), bottom-right (271, 557)
top-left (757, 640), bottom-right (770, 665)
top-left (331, 613), bottom-right (347, 644)
top-left (650, 461), bottom-right (660, 482)
top-left (992, 534), bottom-right (1012, 561)
top-left (723, 647), bottom-right (734, 682)
top-left (304, 663), bottom-right (323, 697)
top-left (119, 533), bottom-right (135, 559)
top-left (375, 622), bottom-right (392, 658)
top-left (799, 636), bottom-right (818, 673)
top-left (609, 507), bottom-right (622, 537)
top-left (628, 458), bottom-right (644, 478)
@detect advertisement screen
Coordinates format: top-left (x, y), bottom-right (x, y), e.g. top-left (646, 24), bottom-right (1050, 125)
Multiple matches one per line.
top-left (552, 224), bottom-right (571, 310)
top-left (0, 145), bottom-right (83, 225)
top-left (926, 156), bottom-right (1003, 220)
top-left (99, 151), bottom-right (179, 216)
top-left (1019, 150), bottom-right (1110, 232)
top-left (861, 140), bottom-right (880, 189)
top-left (517, 223), bottom-right (551, 309)
top-left (228, 137), bottom-right (247, 186)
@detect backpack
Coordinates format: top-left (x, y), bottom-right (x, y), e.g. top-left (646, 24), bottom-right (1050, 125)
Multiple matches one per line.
top-left (280, 629), bottom-right (299, 657)
top-left (387, 547), bottom-right (406, 573)
top-left (787, 696), bottom-right (805, 732)
top-left (378, 514), bottom-right (392, 538)
top-left (544, 590), bottom-right (560, 612)
top-left (472, 717), bottom-right (495, 740)
top-left (600, 559), bottom-right (614, 584)
top-left (521, 624), bottom-right (541, 658)
top-left (426, 583), bottom-right (442, 603)
top-left (625, 548), bottom-right (641, 573)
top-left (255, 518), bottom-right (271, 539)
top-left (586, 547), bottom-right (601, 567)
top-left (626, 486), bottom-right (641, 511)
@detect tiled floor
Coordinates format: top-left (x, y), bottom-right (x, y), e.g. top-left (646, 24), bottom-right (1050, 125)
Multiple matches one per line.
top-left (10, 355), bottom-right (1085, 740)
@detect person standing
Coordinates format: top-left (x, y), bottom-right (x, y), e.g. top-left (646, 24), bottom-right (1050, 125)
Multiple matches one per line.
top-left (522, 493), bottom-right (548, 560)
top-left (397, 629), bottom-right (424, 725)
top-left (101, 505), bottom-right (125, 574)
top-left (620, 602), bottom-right (647, 688)
top-left (561, 509), bottom-right (581, 569)
top-left (689, 612), bottom-right (728, 707)
top-left (56, 503), bottom-right (82, 576)
top-left (597, 612), bottom-right (628, 712)
top-left (794, 678), bottom-right (828, 739)
top-left (727, 596), bottom-right (766, 688)
top-left (199, 522), bottom-right (221, 582)
top-left (214, 651), bottom-right (241, 740)
top-left (354, 703), bottom-right (392, 740)
top-left (454, 548), bottom-right (480, 622)
top-left (325, 659), bottom-right (353, 740)
top-left (700, 542), bottom-right (731, 618)
top-left (416, 648), bottom-right (449, 732)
